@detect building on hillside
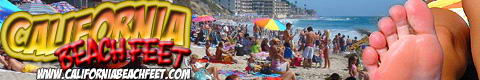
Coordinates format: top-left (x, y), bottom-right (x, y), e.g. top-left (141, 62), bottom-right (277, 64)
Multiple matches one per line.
top-left (216, 0), bottom-right (311, 18)
top-left (62, 0), bottom-right (123, 9)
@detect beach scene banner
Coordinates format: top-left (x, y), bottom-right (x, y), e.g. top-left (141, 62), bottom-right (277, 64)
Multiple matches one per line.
top-left (0, 0), bottom-right (477, 80)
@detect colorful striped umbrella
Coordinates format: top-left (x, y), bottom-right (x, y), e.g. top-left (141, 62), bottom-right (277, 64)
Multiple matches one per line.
top-left (50, 1), bottom-right (78, 14)
top-left (253, 18), bottom-right (286, 31)
top-left (192, 15), bottom-right (216, 22)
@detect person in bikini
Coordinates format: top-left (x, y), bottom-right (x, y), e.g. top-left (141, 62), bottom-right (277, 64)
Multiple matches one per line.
top-left (0, 50), bottom-right (39, 73)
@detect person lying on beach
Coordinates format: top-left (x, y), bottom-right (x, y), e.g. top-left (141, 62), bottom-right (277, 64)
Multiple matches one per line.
top-left (363, 0), bottom-right (475, 79)
top-left (0, 52), bottom-right (39, 73)
top-left (189, 54), bottom-right (221, 80)
top-left (204, 41), bottom-right (236, 63)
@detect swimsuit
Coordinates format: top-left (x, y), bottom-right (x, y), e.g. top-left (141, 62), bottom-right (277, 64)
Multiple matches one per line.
top-left (284, 47), bottom-right (294, 59)
top-left (303, 45), bottom-right (315, 59)
top-left (283, 43), bottom-right (294, 59)
top-left (272, 61), bottom-right (288, 72)
top-left (22, 64), bottom-right (39, 73)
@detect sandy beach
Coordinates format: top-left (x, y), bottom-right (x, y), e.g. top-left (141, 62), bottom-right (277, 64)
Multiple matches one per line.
top-left (0, 45), bottom-right (352, 80)
top-left (189, 45), bottom-right (352, 80)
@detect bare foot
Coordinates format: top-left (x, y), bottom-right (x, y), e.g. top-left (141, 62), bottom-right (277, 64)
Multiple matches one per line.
top-left (0, 55), bottom-right (9, 69)
top-left (362, 0), bottom-right (443, 80)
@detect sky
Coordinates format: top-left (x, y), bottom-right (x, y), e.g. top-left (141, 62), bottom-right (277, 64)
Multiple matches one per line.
top-left (288, 0), bottom-right (407, 16)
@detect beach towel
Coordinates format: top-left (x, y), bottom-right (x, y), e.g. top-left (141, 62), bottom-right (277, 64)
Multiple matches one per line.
top-left (246, 63), bottom-right (260, 73)
top-left (219, 70), bottom-right (261, 80)
top-left (209, 59), bottom-right (235, 64)
top-left (198, 55), bottom-right (235, 64)
top-left (254, 52), bottom-right (269, 60)
top-left (194, 68), bottom-right (213, 80)
top-left (265, 77), bottom-right (282, 80)
top-left (22, 64), bottom-right (39, 73)
top-left (292, 57), bottom-right (303, 66)
top-left (219, 70), bottom-right (248, 77)
top-left (207, 55), bottom-right (235, 64)
top-left (254, 72), bottom-right (281, 78)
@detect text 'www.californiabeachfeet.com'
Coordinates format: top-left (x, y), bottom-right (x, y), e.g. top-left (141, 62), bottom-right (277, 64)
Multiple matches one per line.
top-left (36, 68), bottom-right (191, 79)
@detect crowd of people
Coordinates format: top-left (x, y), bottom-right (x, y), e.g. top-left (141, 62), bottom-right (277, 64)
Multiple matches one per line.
top-left (189, 20), bottom-right (368, 80)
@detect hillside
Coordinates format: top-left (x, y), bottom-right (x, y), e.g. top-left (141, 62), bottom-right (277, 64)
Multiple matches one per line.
top-left (173, 0), bottom-right (232, 15)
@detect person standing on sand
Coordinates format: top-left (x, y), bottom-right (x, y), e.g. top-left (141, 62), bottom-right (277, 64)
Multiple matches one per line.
top-left (333, 33), bottom-right (340, 53)
top-left (340, 35), bottom-right (346, 52)
top-left (298, 29), bottom-right (306, 52)
top-left (283, 23), bottom-right (295, 66)
top-left (322, 30), bottom-right (331, 69)
top-left (347, 36), bottom-right (352, 52)
top-left (303, 27), bottom-right (319, 68)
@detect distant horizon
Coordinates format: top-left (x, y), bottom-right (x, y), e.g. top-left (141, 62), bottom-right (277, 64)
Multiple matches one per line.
top-left (287, 0), bottom-right (406, 16)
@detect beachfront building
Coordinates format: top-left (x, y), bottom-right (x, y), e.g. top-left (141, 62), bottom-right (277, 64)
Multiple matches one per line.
top-left (216, 0), bottom-right (295, 18)
top-left (59, 0), bottom-right (124, 9)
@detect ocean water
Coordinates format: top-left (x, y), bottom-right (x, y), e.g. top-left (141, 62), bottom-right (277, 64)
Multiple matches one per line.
top-left (280, 16), bottom-right (381, 39)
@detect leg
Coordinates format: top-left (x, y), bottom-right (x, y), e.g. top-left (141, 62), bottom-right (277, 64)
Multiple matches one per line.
top-left (362, 0), bottom-right (443, 79)
top-left (430, 8), bottom-right (470, 80)
top-left (207, 67), bottom-right (221, 80)
top-left (6, 56), bottom-right (25, 72)
top-left (326, 52), bottom-right (330, 68)
top-left (281, 71), bottom-right (296, 80)
top-left (463, 0), bottom-right (480, 78)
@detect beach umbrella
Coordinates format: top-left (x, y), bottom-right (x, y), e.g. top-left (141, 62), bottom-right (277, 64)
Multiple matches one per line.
top-left (50, 1), bottom-right (78, 13)
top-left (18, 2), bottom-right (58, 15)
top-left (192, 15), bottom-right (216, 22)
top-left (253, 18), bottom-right (286, 31)
top-left (0, 0), bottom-right (22, 27)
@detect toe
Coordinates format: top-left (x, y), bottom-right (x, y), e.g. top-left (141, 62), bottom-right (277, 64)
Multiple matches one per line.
top-left (389, 5), bottom-right (411, 38)
top-left (369, 32), bottom-right (387, 49)
top-left (369, 32), bottom-right (388, 58)
top-left (405, 0), bottom-right (436, 34)
top-left (378, 17), bottom-right (398, 47)
top-left (363, 47), bottom-right (379, 79)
